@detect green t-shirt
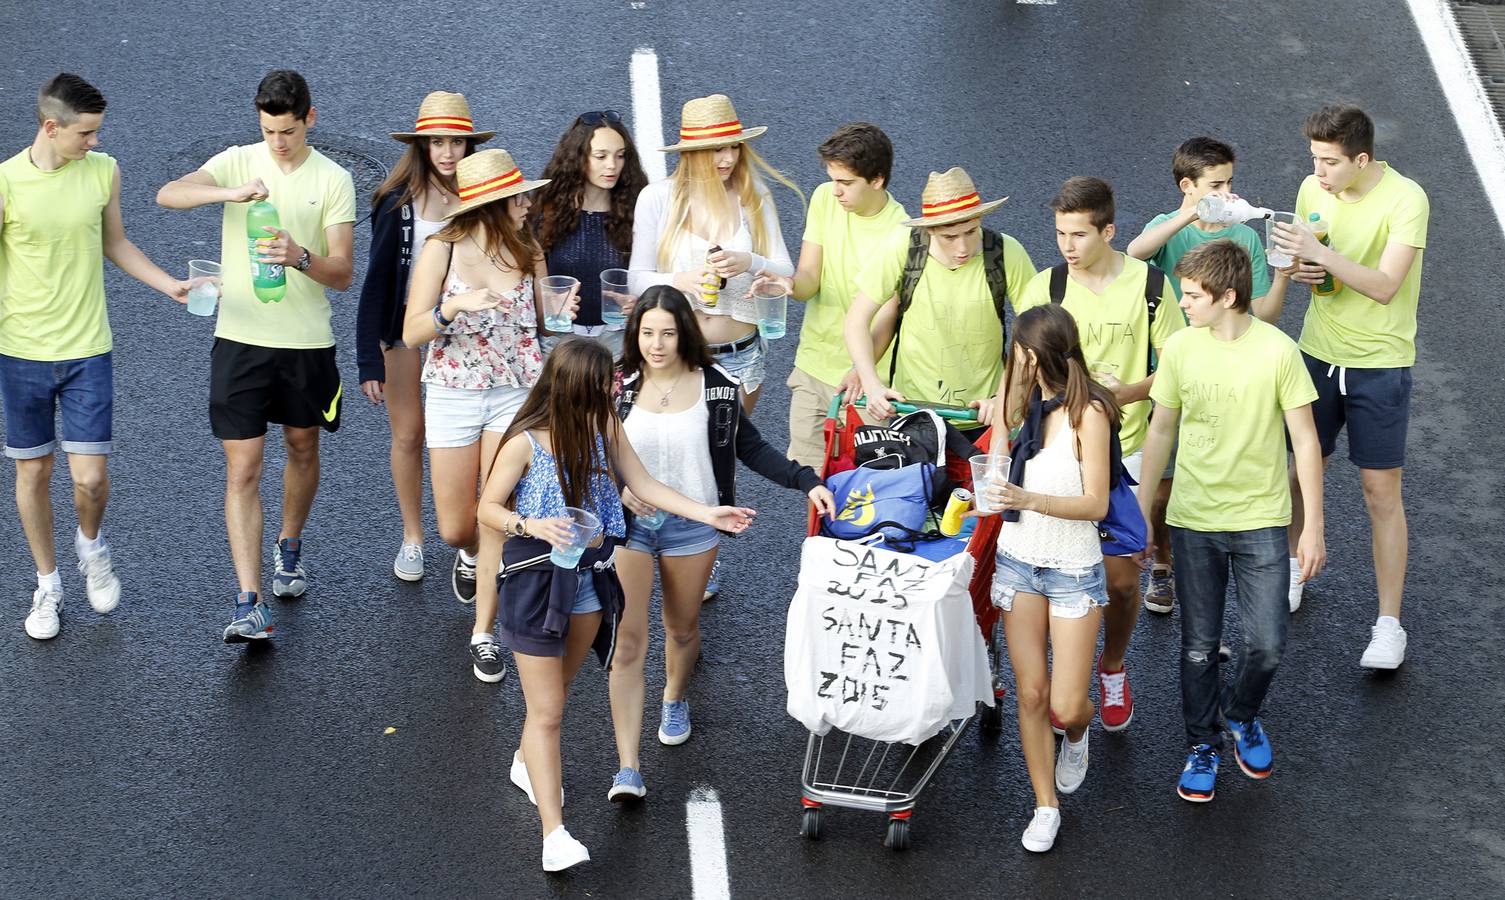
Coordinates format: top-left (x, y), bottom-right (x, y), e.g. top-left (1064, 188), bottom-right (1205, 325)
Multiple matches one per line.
top-left (854, 225), bottom-right (1035, 408)
top-left (1017, 253), bottom-right (1183, 454)
top-left (202, 143), bottom-right (356, 349)
top-left (794, 182), bottom-right (909, 386)
top-left (1143, 212), bottom-right (1273, 302)
top-left (1295, 163), bottom-right (1428, 368)
top-left (0, 149), bottom-right (115, 361)
top-left (1151, 318), bottom-right (1318, 532)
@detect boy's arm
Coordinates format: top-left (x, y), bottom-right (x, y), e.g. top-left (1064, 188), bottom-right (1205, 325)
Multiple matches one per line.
top-left (101, 167), bottom-right (190, 302)
top-left (1136, 404), bottom-right (1180, 525)
top-left (844, 288), bottom-right (905, 416)
top-left (157, 169), bottom-right (265, 210)
top-left (790, 240), bottom-right (823, 301)
top-left (1252, 269), bottom-right (1291, 325)
top-left (253, 220), bottom-right (355, 293)
top-left (1286, 404), bottom-right (1326, 582)
top-left (1126, 208), bottom-right (1196, 261)
top-left (1275, 224), bottom-right (1419, 306)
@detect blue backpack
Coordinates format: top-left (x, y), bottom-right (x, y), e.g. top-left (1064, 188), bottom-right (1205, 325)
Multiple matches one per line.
top-left (822, 462), bottom-right (936, 543)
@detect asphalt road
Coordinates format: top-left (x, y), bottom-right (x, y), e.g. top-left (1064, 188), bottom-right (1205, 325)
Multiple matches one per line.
top-left (2, 1), bottom-right (1503, 897)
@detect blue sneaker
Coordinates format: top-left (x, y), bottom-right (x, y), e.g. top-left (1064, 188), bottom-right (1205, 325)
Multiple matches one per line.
top-left (703, 559), bottom-right (721, 602)
top-left (1177, 744), bottom-right (1219, 803)
top-left (223, 594), bottom-right (274, 643)
top-left (1226, 716), bottom-right (1273, 779)
top-left (607, 767), bottom-right (647, 802)
top-left (658, 700), bottom-right (692, 745)
top-left (273, 538), bottom-right (307, 598)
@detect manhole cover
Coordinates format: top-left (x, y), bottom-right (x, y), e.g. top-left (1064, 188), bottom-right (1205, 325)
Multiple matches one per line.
top-left (169, 131), bottom-right (390, 224)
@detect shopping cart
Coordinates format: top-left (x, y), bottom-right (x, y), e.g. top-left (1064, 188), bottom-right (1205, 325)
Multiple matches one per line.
top-left (796, 395), bottom-right (1006, 851)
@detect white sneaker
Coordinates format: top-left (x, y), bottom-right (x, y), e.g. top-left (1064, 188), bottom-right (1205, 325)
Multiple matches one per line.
top-left (25, 588), bottom-right (63, 640)
top-left (78, 544), bottom-right (121, 614)
top-left (1288, 557), bottom-right (1305, 613)
top-left (511, 751), bottom-right (563, 807)
top-left (1054, 734), bottom-right (1089, 795)
top-left (1360, 619), bottom-right (1407, 669)
top-left (1021, 806), bottom-right (1061, 853)
top-left (542, 825), bottom-right (590, 872)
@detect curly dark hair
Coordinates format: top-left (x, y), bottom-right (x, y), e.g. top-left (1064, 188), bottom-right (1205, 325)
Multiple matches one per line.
top-left (534, 116), bottom-right (648, 256)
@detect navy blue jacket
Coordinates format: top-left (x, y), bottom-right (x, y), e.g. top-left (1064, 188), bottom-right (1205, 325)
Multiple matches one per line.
top-left (355, 193), bottom-right (415, 384)
top-left (498, 535), bottom-right (624, 664)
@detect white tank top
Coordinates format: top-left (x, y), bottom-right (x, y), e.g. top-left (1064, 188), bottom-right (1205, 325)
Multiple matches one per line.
top-left (623, 374), bottom-right (718, 507)
top-left (997, 413), bottom-right (1103, 569)
top-left (408, 213), bottom-right (447, 292)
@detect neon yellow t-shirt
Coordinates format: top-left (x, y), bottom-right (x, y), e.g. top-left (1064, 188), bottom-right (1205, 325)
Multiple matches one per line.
top-left (201, 143), bottom-right (356, 349)
top-left (1151, 318), bottom-right (1318, 532)
top-left (794, 183), bottom-right (909, 386)
top-left (1295, 163), bottom-right (1428, 368)
top-left (0, 149), bottom-right (115, 361)
top-left (1017, 254), bottom-right (1183, 454)
top-left (854, 226), bottom-right (1035, 408)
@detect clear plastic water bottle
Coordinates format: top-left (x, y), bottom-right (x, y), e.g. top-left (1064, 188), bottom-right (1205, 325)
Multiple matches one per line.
top-left (246, 200), bottom-right (286, 303)
top-left (1197, 195), bottom-right (1274, 226)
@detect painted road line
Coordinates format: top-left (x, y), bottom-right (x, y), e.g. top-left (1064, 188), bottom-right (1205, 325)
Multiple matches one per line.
top-left (1406, 0), bottom-right (1505, 238)
top-left (631, 47), bottom-right (668, 182)
top-left (687, 787), bottom-right (730, 900)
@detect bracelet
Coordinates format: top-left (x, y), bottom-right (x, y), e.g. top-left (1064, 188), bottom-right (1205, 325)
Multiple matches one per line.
top-left (433, 303), bottom-right (453, 332)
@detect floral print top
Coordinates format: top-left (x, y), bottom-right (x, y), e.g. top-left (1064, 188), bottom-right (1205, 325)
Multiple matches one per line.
top-left (421, 267), bottom-right (543, 391)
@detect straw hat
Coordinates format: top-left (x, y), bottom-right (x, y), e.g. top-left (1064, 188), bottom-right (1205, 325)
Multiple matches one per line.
top-left (390, 91), bottom-right (495, 143)
top-left (902, 167), bottom-right (1008, 228)
top-left (444, 149), bottom-right (550, 218)
top-left (658, 94), bottom-right (767, 152)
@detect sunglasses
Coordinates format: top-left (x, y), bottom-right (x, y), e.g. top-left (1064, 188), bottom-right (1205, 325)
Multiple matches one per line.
top-left (580, 110), bottom-right (623, 126)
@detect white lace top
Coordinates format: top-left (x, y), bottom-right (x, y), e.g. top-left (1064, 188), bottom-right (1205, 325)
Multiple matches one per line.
top-left (622, 374), bottom-right (718, 507)
top-left (996, 413), bottom-right (1103, 569)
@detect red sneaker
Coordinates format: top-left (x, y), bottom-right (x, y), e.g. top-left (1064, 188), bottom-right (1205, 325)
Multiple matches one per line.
top-left (1097, 659), bottom-right (1134, 732)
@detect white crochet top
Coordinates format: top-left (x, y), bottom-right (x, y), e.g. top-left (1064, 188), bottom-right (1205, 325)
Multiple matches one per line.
top-left (996, 414), bottom-right (1103, 569)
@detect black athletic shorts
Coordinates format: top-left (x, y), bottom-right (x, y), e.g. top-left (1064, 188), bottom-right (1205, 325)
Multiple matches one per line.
top-left (209, 338), bottom-right (343, 440)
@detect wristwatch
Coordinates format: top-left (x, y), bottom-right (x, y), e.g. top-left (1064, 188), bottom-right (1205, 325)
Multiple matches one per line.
top-left (295, 248), bottom-right (312, 272)
top-left (510, 516), bottom-right (528, 538)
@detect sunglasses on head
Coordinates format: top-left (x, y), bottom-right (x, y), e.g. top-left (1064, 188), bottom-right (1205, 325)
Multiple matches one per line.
top-left (580, 110), bottom-right (623, 126)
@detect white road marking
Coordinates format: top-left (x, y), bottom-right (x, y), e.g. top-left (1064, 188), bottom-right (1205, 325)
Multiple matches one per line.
top-left (686, 787), bottom-right (731, 900)
top-left (1016, 0), bottom-right (1058, 5)
top-left (1406, 0), bottom-right (1505, 238)
top-left (631, 47), bottom-right (668, 182)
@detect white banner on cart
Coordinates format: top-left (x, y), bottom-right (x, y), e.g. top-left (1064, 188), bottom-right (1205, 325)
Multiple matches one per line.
top-left (785, 536), bottom-right (993, 746)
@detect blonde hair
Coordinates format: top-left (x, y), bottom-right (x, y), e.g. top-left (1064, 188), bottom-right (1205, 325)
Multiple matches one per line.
top-left (657, 143), bottom-right (805, 271)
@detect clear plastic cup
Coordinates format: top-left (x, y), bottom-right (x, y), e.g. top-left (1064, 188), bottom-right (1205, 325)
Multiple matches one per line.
top-left (1266, 212), bottom-right (1300, 270)
top-left (970, 454), bottom-right (1011, 513)
top-left (752, 282), bottom-right (788, 340)
top-left (187, 259), bottom-right (221, 317)
top-left (637, 508), bottom-right (667, 531)
top-left (550, 506), bottom-right (602, 569)
top-left (601, 268), bottom-right (631, 328)
top-left (540, 275), bottom-right (579, 333)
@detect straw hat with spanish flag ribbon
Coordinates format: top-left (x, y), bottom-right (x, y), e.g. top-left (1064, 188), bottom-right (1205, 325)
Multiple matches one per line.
top-left (902, 167), bottom-right (1009, 228)
top-left (390, 91), bottom-right (495, 143)
top-left (658, 93), bottom-right (767, 152)
top-left (443, 148), bottom-right (550, 218)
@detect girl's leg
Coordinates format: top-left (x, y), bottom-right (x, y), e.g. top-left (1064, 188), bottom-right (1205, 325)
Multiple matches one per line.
top-left (1048, 606), bottom-right (1105, 743)
top-left (1003, 593), bottom-right (1056, 810)
top-left (659, 547), bottom-right (718, 701)
top-left (609, 548), bottom-right (655, 771)
top-left (471, 430), bottom-right (506, 634)
top-left (383, 346), bottom-right (425, 546)
top-left (428, 443), bottom-right (481, 554)
top-left (513, 650), bottom-right (567, 837)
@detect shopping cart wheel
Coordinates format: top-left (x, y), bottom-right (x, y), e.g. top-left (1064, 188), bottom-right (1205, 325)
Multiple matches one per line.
top-left (978, 700), bottom-right (1004, 734)
top-left (883, 816), bottom-right (911, 851)
top-left (800, 807), bottom-right (823, 840)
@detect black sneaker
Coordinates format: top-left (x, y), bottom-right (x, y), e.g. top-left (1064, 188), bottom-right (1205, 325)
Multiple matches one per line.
top-left (469, 638), bottom-right (506, 683)
top-left (452, 551), bottom-right (477, 604)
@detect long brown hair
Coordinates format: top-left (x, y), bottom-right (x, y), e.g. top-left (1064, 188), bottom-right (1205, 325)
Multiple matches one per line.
top-left (500, 339), bottom-right (618, 509)
top-left (657, 143), bottom-right (805, 272)
top-left (434, 196), bottom-right (542, 274)
top-left (371, 136), bottom-right (476, 210)
top-left (1005, 305), bottom-right (1121, 456)
top-left (534, 117), bottom-right (647, 255)
top-left (616, 285), bottom-right (716, 379)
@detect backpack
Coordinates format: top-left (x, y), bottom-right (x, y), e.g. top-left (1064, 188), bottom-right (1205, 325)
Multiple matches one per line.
top-left (1048, 261), bottom-right (1167, 373)
top-left (888, 228), bottom-right (1012, 386)
top-left (852, 409), bottom-right (979, 510)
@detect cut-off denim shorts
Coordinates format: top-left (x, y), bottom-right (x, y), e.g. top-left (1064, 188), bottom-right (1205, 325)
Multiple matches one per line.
top-left (622, 513), bottom-right (720, 558)
top-left (991, 551), bottom-right (1110, 620)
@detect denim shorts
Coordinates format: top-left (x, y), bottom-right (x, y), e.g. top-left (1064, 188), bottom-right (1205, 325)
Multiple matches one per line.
top-left (710, 333), bottom-right (767, 394)
top-left (623, 513), bottom-right (720, 557)
top-left (0, 352), bottom-right (113, 459)
top-left (573, 569), bottom-right (603, 615)
top-left (423, 382), bottom-right (529, 448)
top-left (991, 551), bottom-right (1109, 619)
top-left (1303, 352), bottom-right (1410, 469)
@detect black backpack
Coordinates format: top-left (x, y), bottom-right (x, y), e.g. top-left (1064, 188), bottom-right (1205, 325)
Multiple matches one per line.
top-left (888, 228), bottom-right (1012, 386)
top-left (1048, 261), bottom-right (1168, 373)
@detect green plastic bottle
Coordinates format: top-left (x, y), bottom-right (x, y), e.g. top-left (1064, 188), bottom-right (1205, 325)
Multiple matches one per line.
top-left (246, 199), bottom-right (286, 303)
top-left (1307, 212), bottom-right (1341, 296)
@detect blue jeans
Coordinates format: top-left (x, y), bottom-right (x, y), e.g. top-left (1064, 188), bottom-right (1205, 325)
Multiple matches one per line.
top-left (1171, 525), bottom-right (1289, 750)
top-left (0, 352), bottom-right (113, 459)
